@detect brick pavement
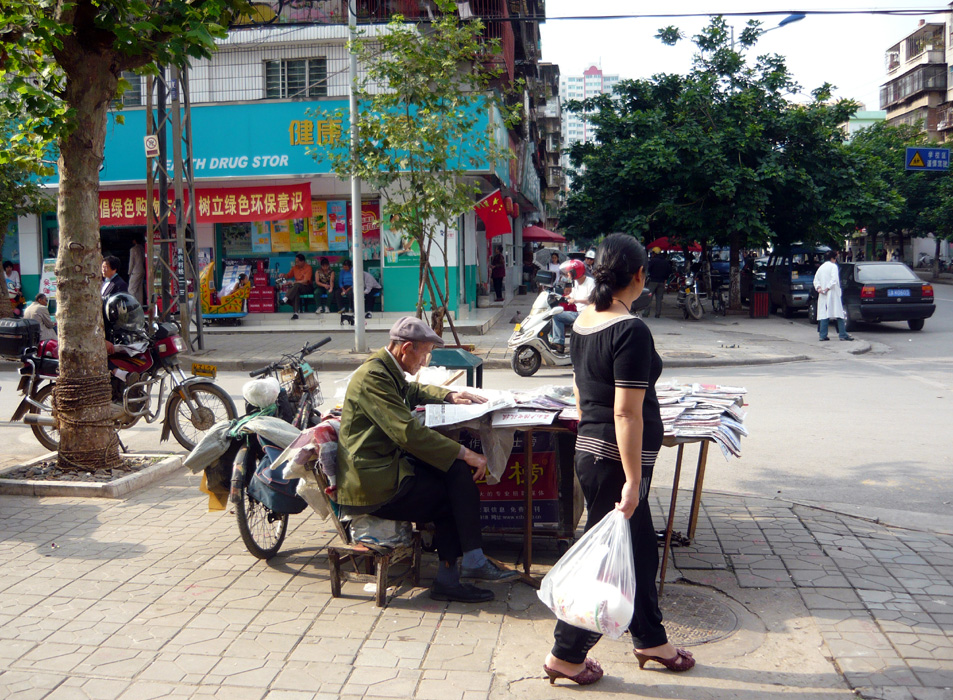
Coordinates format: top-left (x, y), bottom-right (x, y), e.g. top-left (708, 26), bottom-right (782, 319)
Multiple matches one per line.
top-left (2, 472), bottom-right (951, 699)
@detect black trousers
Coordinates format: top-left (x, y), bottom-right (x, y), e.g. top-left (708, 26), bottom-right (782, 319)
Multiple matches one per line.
top-left (285, 282), bottom-right (313, 313)
top-left (371, 459), bottom-right (482, 563)
top-left (492, 277), bottom-right (504, 300)
top-left (334, 287), bottom-right (353, 312)
top-left (552, 450), bottom-right (667, 663)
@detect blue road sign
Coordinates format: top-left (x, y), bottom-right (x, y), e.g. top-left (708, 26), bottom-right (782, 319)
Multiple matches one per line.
top-left (906, 147), bottom-right (950, 171)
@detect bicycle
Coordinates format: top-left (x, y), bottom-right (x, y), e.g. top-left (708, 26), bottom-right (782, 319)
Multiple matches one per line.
top-left (232, 337), bottom-right (332, 558)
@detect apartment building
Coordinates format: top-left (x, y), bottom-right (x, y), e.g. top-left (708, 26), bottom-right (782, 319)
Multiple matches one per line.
top-left (881, 19), bottom-right (948, 140)
top-left (559, 65), bottom-right (620, 183)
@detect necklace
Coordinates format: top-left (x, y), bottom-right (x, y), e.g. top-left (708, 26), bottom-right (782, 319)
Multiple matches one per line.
top-left (611, 298), bottom-right (629, 310)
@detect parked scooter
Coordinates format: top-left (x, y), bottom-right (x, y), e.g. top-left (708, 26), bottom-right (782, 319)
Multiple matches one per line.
top-left (12, 292), bottom-right (237, 451)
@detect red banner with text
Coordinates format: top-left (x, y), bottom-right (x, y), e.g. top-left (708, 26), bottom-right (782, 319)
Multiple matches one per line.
top-left (98, 183), bottom-right (312, 227)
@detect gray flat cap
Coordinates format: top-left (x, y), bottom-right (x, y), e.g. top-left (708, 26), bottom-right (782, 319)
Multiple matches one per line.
top-left (389, 316), bottom-right (445, 347)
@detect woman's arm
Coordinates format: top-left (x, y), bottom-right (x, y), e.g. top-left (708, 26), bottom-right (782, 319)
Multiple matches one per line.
top-left (614, 387), bottom-right (645, 519)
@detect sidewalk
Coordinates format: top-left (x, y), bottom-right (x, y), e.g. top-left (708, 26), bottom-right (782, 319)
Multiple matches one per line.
top-left (180, 294), bottom-right (870, 373)
top-left (1, 470), bottom-right (951, 699)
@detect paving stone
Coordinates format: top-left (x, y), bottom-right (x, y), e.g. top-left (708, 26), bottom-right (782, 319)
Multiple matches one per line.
top-left (0, 670), bottom-right (65, 700)
top-left (800, 587), bottom-right (866, 610)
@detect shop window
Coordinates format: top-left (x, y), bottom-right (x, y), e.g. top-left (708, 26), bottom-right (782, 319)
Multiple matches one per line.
top-left (265, 58), bottom-right (328, 99)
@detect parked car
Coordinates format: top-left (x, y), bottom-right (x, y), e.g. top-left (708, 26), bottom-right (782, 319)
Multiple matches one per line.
top-left (740, 256), bottom-right (768, 303)
top-left (807, 261), bottom-right (935, 331)
top-left (766, 245), bottom-right (830, 317)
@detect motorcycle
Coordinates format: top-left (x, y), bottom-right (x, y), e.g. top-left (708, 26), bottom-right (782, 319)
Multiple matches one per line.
top-left (676, 272), bottom-right (705, 320)
top-left (12, 293), bottom-right (237, 451)
top-left (508, 272), bottom-right (654, 377)
top-left (508, 272), bottom-right (572, 377)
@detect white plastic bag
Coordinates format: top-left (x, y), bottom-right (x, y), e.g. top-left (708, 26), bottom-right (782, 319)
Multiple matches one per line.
top-left (537, 509), bottom-right (636, 639)
top-left (242, 377), bottom-right (280, 409)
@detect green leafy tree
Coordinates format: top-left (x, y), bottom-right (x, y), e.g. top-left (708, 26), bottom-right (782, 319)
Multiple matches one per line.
top-left (311, 0), bottom-right (517, 332)
top-left (846, 121), bottom-right (947, 266)
top-left (0, 0), bottom-right (248, 470)
top-left (562, 17), bottom-right (861, 308)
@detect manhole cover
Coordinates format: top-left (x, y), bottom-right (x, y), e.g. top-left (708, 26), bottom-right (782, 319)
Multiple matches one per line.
top-left (659, 587), bottom-right (739, 646)
top-left (664, 351), bottom-right (715, 359)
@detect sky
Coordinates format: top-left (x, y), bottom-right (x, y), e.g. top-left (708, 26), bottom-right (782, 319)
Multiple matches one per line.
top-left (539, 1), bottom-right (952, 110)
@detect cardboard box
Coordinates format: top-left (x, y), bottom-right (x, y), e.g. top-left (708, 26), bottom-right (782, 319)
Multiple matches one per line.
top-left (253, 273), bottom-right (270, 286)
top-left (248, 300), bottom-right (263, 314)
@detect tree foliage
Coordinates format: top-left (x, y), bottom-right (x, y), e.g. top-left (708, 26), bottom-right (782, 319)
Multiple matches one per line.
top-left (0, 0), bottom-right (248, 470)
top-left (311, 0), bottom-right (518, 325)
top-left (560, 17), bottom-right (862, 306)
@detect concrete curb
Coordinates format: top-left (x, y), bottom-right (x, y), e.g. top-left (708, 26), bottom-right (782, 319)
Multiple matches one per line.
top-left (0, 453), bottom-right (183, 498)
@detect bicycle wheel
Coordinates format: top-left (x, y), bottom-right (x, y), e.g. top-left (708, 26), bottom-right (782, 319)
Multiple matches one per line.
top-left (234, 446), bottom-right (288, 559)
top-left (167, 382), bottom-right (237, 451)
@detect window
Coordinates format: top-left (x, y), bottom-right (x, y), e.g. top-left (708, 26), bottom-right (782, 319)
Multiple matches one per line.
top-left (113, 71), bottom-right (143, 108)
top-left (265, 58), bottom-right (328, 99)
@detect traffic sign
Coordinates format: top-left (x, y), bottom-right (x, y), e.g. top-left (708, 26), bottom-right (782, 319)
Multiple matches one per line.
top-left (905, 147), bottom-right (950, 171)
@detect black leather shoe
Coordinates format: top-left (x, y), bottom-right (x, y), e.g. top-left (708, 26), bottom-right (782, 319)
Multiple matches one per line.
top-left (460, 560), bottom-right (519, 582)
top-left (429, 582), bottom-right (494, 603)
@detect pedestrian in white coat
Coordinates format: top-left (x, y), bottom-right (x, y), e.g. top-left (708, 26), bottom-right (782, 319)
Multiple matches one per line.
top-left (813, 250), bottom-right (854, 342)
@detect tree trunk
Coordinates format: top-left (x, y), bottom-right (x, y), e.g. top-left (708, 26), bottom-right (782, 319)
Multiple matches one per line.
top-left (55, 52), bottom-right (121, 470)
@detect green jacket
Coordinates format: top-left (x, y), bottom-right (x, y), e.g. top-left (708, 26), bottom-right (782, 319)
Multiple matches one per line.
top-left (336, 348), bottom-right (460, 507)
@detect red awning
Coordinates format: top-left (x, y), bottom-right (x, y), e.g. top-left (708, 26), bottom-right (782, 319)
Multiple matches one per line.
top-left (522, 225), bottom-right (566, 243)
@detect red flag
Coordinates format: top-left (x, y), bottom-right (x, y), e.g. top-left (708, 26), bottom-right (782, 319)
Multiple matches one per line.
top-left (474, 190), bottom-right (512, 237)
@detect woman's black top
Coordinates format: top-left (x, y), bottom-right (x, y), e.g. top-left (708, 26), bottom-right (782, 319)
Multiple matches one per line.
top-left (570, 314), bottom-right (664, 460)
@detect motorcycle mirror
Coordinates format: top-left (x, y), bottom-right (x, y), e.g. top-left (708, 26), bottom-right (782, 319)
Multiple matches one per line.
top-left (630, 288), bottom-right (653, 313)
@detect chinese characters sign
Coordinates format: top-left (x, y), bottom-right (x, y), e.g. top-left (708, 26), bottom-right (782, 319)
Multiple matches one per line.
top-left (465, 431), bottom-right (560, 528)
top-left (290, 118), bottom-right (343, 146)
top-left (98, 183), bottom-right (312, 226)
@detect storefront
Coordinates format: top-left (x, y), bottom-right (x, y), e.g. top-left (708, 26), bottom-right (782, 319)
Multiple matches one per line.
top-left (19, 96), bottom-right (528, 315)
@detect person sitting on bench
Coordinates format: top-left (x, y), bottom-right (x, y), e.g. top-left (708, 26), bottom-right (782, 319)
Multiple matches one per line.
top-left (280, 253), bottom-right (313, 320)
top-left (362, 270), bottom-right (382, 318)
top-left (336, 317), bottom-right (518, 603)
top-left (334, 259), bottom-right (354, 314)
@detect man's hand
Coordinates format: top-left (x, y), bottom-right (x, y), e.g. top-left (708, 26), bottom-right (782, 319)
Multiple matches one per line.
top-left (462, 448), bottom-right (487, 482)
top-left (448, 391), bottom-right (488, 405)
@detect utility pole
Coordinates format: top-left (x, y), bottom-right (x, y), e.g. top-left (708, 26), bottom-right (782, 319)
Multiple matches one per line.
top-left (146, 66), bottom-right (202, 350)
top-left (349, 0), bottom-right (366, 352)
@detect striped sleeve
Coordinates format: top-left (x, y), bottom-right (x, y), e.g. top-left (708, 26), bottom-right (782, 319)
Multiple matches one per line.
top-left (613, 320), bottom-right (652, 390)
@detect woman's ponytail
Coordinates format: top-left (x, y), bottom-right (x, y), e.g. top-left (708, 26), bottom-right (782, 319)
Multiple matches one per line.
top-left (590, 233), bottom-right (647, 311)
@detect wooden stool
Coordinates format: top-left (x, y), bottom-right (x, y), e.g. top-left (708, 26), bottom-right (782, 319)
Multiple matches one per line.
top-left (328, 534), bottom-right (421, 607)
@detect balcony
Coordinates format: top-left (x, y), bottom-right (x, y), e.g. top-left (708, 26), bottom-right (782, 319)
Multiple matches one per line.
top-left (880, 65), bottom-right (947, 110)
top-left (937, 103), bottom-right (953, 131)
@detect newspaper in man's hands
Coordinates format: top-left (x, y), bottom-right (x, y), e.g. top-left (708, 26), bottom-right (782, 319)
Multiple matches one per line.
top-left (424, 390), bottom-right (516, 428)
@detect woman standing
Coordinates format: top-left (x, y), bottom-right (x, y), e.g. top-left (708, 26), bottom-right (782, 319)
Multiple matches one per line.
top-left (490, 246), bottom-right (506, 302)
top-left (542, 233), bottom-right (695, 686)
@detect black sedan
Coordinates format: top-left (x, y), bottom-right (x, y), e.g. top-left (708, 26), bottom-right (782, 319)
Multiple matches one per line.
top-left (808, 262), bottom-right (935, 331)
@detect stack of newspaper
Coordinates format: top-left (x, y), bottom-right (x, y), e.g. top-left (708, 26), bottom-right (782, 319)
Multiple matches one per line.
top-left (656, 382), bottom-right (748, 459)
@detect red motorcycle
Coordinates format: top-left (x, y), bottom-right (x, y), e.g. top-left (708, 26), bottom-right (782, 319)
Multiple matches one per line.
top-left (12, 293), bottom-right (237, 451)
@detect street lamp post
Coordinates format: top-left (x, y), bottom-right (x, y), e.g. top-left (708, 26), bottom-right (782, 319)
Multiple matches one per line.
top-left (731, 13), bottom-right (805, 49)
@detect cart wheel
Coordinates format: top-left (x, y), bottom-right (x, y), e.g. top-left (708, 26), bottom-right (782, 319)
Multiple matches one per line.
top-left (556, 539), bottom-right (573, 556)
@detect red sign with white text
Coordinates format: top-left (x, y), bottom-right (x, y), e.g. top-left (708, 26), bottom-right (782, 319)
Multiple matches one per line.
top-left (98, 183), bottom-right (312, 227)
